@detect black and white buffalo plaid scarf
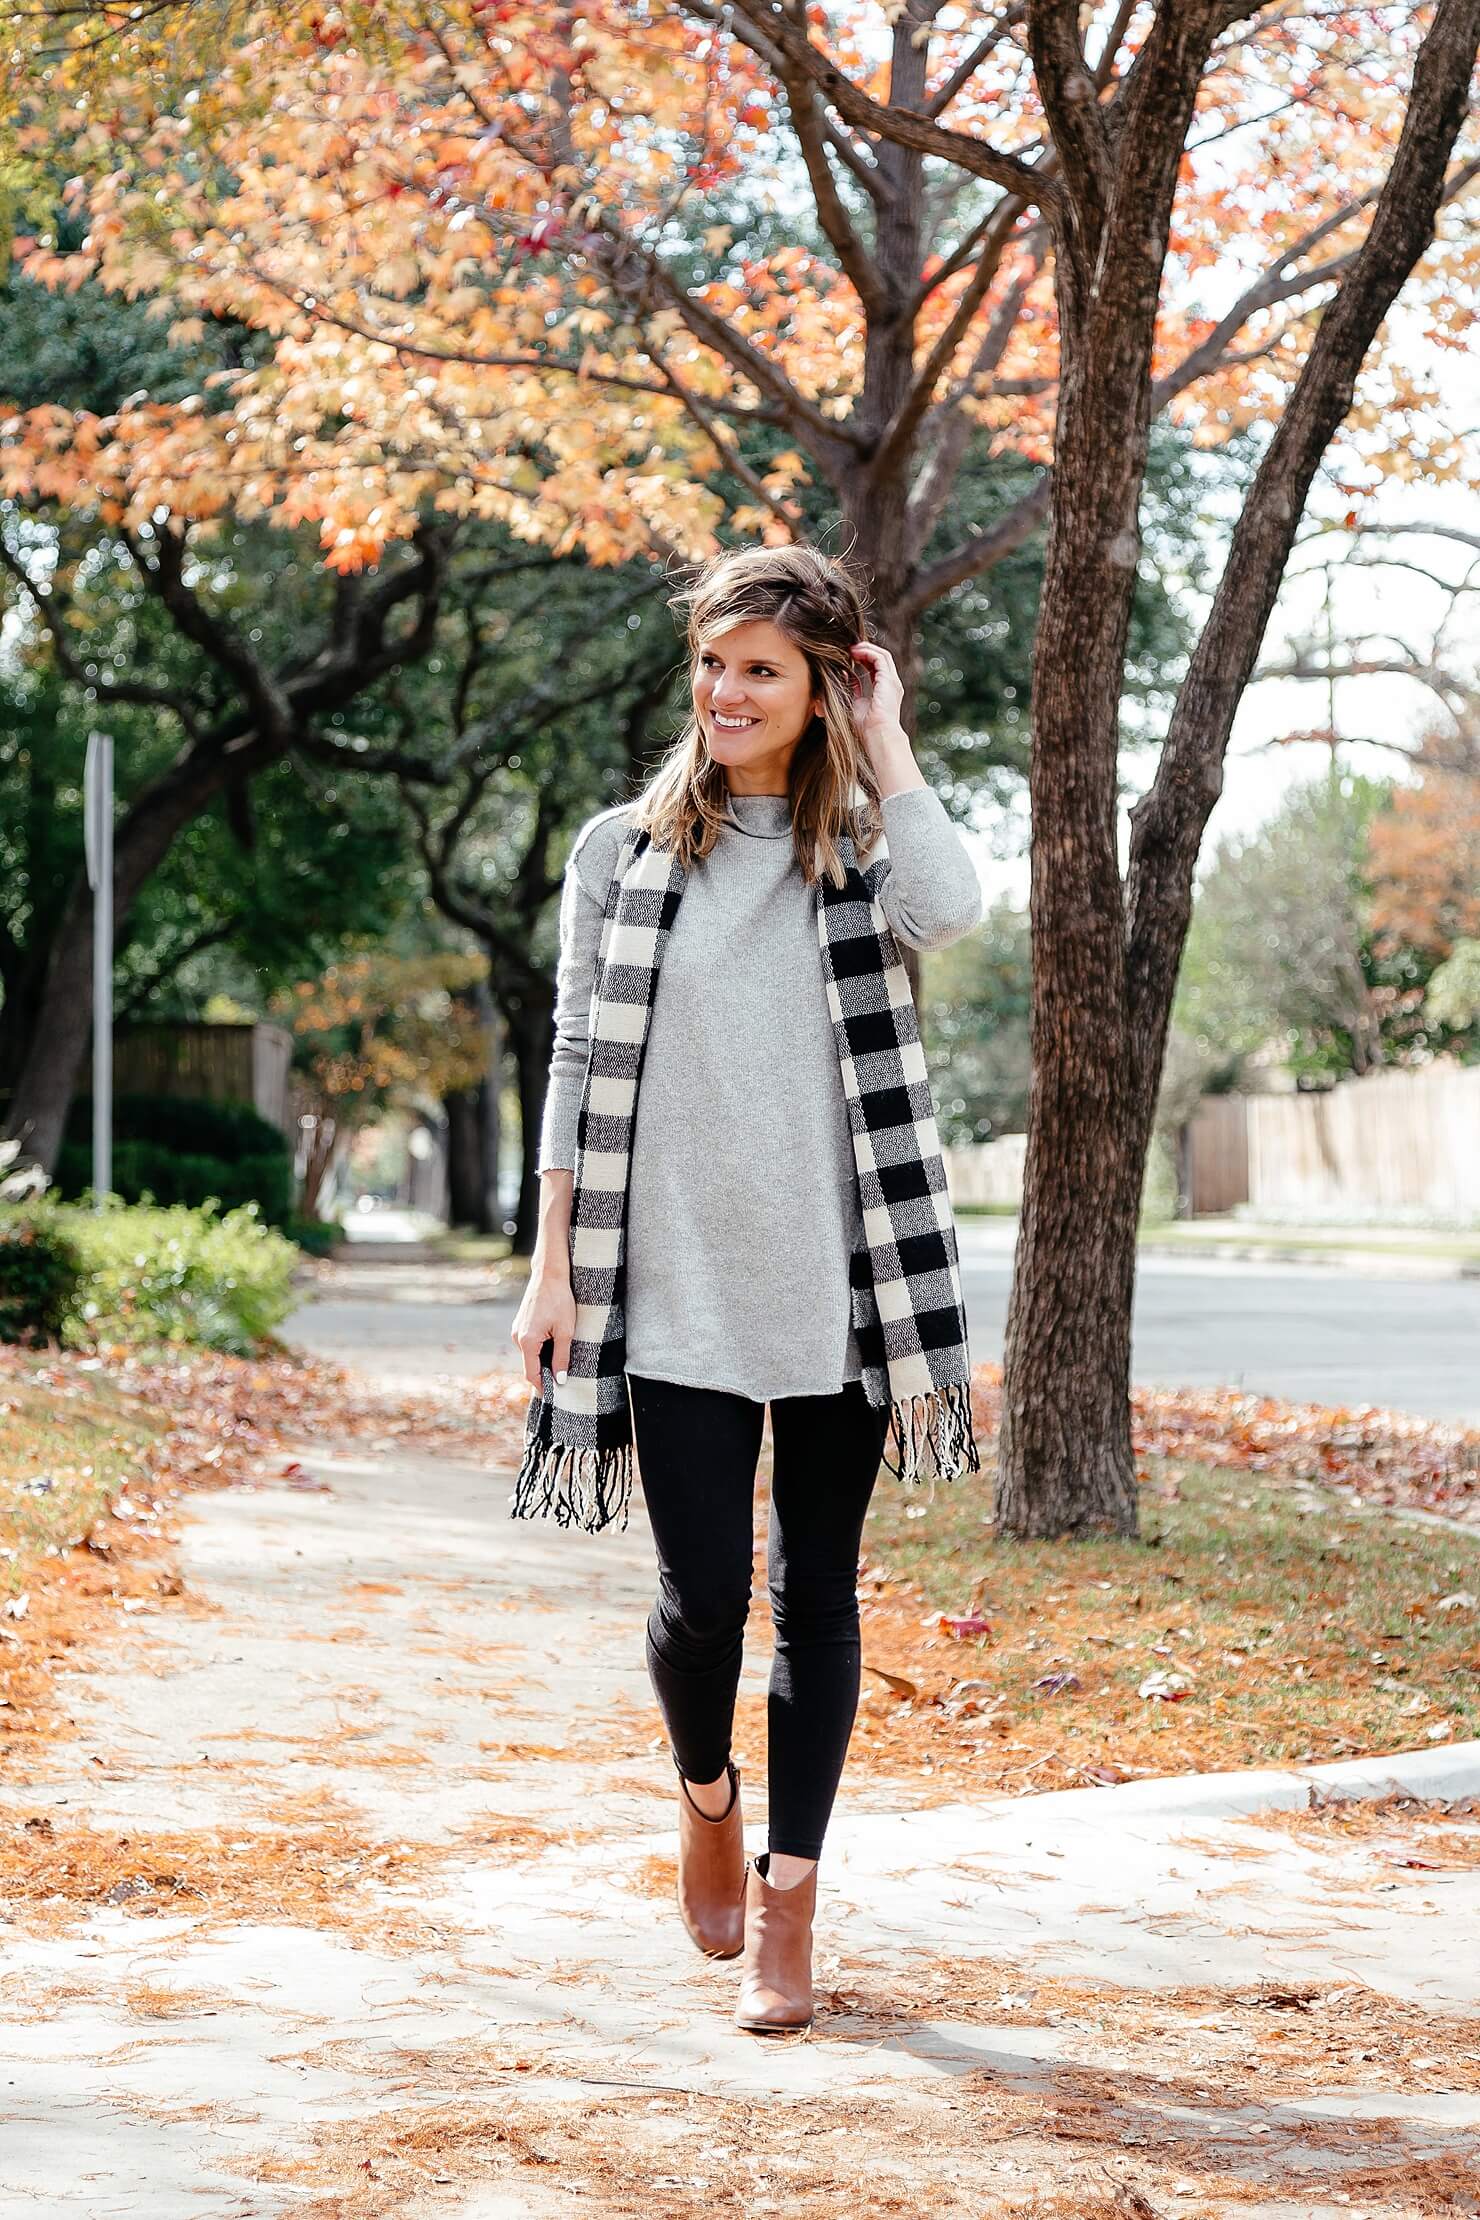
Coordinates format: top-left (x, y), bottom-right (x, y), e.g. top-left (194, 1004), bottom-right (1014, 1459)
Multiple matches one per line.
top-left (512, 803), bottom-right (981, 1535)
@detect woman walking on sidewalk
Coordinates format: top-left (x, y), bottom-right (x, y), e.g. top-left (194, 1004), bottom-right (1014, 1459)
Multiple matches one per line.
top-left (510, 542), bottom-right (982, 2033)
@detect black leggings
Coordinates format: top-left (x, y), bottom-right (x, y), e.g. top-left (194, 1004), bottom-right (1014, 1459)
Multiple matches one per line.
top-left (628, 1373), bottom-right (889, 1862)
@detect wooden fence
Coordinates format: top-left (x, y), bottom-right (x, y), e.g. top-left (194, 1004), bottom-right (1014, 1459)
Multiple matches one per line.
top-left (942, 1133), bottom-right (1026, 1208)
top-left (1239, 1063), bottom-right (1480, 1218)
top-left (107, 1022), bottom-right (296, 1138)
top-left (1182, 1095), bottom-right (1250, 1215)
top-left (948, 1062), bottom-right (1479, 1222)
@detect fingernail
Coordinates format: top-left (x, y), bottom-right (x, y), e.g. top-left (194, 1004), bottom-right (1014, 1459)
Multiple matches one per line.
top-left (556, 1368), bottom-right (568, 1383)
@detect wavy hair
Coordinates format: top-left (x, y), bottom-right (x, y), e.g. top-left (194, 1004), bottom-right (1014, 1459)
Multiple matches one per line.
top-left (628, 542), bottom-right (886, 887)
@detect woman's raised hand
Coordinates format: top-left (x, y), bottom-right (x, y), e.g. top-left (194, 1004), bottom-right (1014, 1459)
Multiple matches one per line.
top-left (848, 639), bottom-right (912, 771)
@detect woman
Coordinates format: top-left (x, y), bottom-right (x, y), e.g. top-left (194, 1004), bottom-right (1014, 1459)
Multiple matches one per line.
top-left (510, 542), bottom-right (983, 2034)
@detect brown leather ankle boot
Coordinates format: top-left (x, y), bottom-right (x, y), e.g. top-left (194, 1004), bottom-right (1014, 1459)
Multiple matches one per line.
top-left (735, 1851), bottom-right (817, 2032)
top-left (675, 1759), bottom-right (745, 1959)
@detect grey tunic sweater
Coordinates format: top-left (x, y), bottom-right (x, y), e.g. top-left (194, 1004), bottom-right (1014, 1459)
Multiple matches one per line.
top-left (538, 783), bottom-right (983, 1402)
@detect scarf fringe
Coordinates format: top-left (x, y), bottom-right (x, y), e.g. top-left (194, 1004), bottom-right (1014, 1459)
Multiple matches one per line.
top-left (512, 1383), bottom-right (976, 1534)
top-left (881, 1378), bottom-right (981, 1489)
top-left (511, 1432), bottom-right (633, 1536)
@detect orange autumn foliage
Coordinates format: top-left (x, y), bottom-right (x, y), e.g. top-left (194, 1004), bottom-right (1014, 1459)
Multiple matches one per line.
top-left (1368, 746), bottom-right (1480, 959)
top-left (3, 3), bottom-right (1477, 573)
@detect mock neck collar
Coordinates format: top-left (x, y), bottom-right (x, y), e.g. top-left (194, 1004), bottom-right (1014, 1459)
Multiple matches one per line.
top-left (722, 789), bottom-right (795, 840)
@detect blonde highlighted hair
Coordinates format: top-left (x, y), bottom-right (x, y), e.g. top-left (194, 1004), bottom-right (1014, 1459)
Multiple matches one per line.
top-left (629, 542), bottom-right (886, 886)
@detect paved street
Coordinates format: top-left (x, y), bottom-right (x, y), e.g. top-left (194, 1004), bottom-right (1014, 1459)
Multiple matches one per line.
top-left (958, 1221), bottom-right (1480, 1424)
top-left (284, 1219), bottom-right (1480, 1423)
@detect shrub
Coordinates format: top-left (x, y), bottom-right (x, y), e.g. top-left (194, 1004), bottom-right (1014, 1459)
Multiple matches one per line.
top-left (0, 1204), bottom-right (84, 1346)
top-left (56, 1094), bottom-right (296, 1225)
top-left (0, 1195), bottom-right (300, 1355)
top-left (63, 1091), bottom-right (287, 1159)
top-left (285, 1216), bottom-right (345, 1257)
top-left (74, 1196), bottom-right (299, 1353)
top-left (55, 1140), bottom-right (294, 1225)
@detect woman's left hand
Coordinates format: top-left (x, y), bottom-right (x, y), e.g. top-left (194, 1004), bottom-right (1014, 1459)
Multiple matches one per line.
top-left (849, 640), bottom-right (915, 779)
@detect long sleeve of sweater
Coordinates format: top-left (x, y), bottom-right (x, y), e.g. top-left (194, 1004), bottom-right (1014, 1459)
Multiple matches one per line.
top-left (537, 808), bottom-right (623, 1175)
top-left (535, 783), bottom-right (982, 1175)
top-left (871, 782), bottom-right (984, 950)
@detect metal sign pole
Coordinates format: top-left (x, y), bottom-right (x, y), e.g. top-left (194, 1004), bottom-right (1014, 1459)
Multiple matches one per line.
top-left (83, 731), bottom-right (114, 1209)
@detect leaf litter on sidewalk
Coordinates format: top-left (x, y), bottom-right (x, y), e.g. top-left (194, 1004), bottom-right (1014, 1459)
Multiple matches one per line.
top-left (5, 1341), bottom-right (1480, 2218)
top-left (6, 1342), bottom-right (1480, 1798)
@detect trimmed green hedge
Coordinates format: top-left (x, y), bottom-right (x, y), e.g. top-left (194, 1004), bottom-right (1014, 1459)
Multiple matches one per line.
top-left (62, 1091), bottom-right (288, 1157)
top-left (55, 1140), bottom-right (294, 1224)
top-left (284, 1216), bottom-right (345, 1257)
top-left (0, 1196), bottom-right (299, 1355)
top-left (56, 1094), bottom-right (295, 1226)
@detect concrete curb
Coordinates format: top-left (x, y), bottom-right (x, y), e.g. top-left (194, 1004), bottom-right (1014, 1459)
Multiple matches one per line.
top-left (974, 1737), bottom-right (1480, 1831)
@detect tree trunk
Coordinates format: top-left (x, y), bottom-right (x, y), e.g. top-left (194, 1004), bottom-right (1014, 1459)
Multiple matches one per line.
top-left (475, 979), bottom-right (504, 1237)
top-left (506, 990), bottom-right (554, 1257)
top-left (0, 956), bottom-right (49, 1097)
top-left (991, 6), bottom-right (1225, 1540)
top-left (299, 1114), bottom-right (339, 1220)
top-left (992, 363), bottom-right (1149, 1538)
top-left (994, 596), bottom-right (1146, 1535)
top-left (443, 1087), bottom-right (486, 1230)
top-left (0, 884), bottom-right (103, 1178)
top-left (474, 1077), bottom-right (500, 1234)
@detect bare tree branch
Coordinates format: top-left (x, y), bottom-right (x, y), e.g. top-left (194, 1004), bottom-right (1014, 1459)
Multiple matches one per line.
top-left (1025, 0), bottom-right (1113, 240)
top-left (876, 194), bottom-right (1030, 485)
top-left (906, 187), bottom-right (1028, 316)
top-left (689, 0), bottom-right (1059, 207)
top-left (650, 354), bottom-right (807, 531)
top-left (123, 524), bottom-right (295, 743)
top-left (902, 470), bottom-right (1051, 617)
top-left (768, 29), bottom-right (891, 315)
top-left (597, 215), bottom-right (867, 470)
top-left (1299, 517), bottom-right (1480, 561)
top-left (1125, 0), bottom-right (1480, 1073)
top-left (903, 235), bottom-right (1045, 566)
top-left (817, 112), bottom-right (889, 204)
top-left (115, 918), bottom-right (236, 1020)
top-left (1253, 651), bottom-right (1472, 721)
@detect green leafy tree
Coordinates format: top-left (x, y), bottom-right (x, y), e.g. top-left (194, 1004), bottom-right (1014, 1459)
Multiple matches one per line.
top-left (1427, 938), bottom-right (1480, 1044)
top-left (0, 255), bottom-right (451, 1171)
top-left (921, 901), bottom-right (1033, 1148)
top-left (0, 654), bottom-right (421, 1077)
top-left (271, 952), bottom-right (490, 1218)
top-left (1174, 774), bottom-right (1445, 1086)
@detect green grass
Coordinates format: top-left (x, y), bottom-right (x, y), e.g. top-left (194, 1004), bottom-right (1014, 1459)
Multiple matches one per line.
top-left (1139, 1223), bottom-right (1480, 1263)
top-left (426, 1231), bottom-right (521, 1266)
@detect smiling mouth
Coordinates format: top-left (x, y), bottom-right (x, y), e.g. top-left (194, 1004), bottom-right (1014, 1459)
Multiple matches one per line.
top-left (710, 712), bottom-right (761, 731)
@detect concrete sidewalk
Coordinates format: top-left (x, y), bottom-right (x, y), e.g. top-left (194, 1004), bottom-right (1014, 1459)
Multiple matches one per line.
top-left (3, 1430), bottom-right (1479, 2218)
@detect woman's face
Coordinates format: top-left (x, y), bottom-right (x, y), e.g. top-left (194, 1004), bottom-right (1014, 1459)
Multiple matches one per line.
top-left (692, 618), bottom-right (822, 792)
